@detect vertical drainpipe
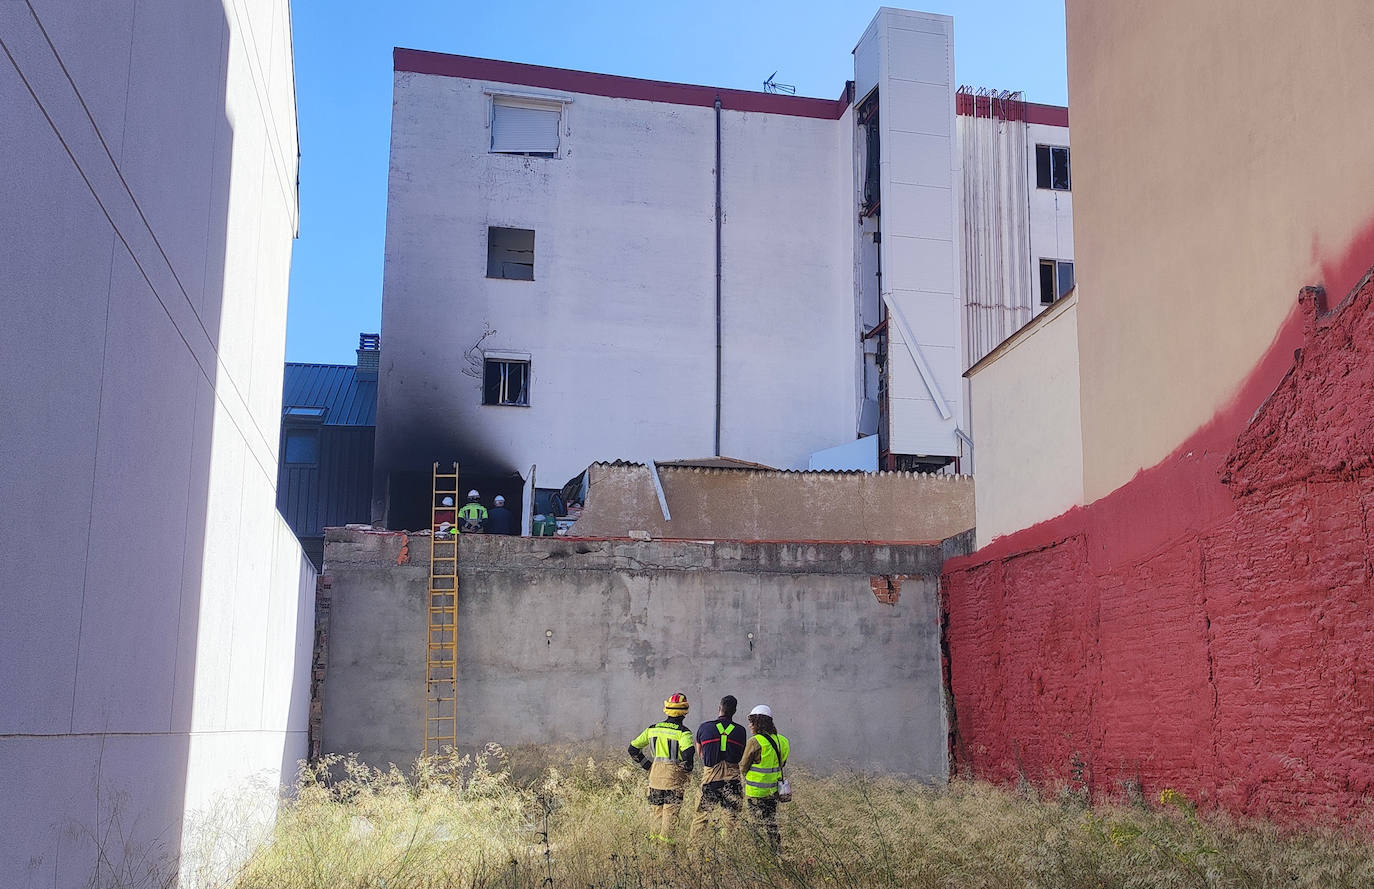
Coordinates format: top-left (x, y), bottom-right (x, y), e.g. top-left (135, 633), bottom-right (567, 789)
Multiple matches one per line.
top-left (714, 96), bottom-right (723, 457)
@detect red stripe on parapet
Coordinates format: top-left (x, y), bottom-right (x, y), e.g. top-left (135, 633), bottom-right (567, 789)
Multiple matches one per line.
top-left (1023, 102), bottom-right (1069, 127)
top-left (394, 49), bottom-right (852, 120)
top-left (956, 92), bottom-right (1068, 127)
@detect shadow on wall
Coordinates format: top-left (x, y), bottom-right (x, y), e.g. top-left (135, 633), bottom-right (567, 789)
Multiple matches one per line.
top-left (0, 1), bottom-right (307, 884)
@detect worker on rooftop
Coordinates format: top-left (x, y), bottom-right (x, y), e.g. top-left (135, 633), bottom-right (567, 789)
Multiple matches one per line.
top-left (629, 692), bottom-right (695, 842)
top-left (457, 489), bottom-right (487, 533)
top-left (487, 494), bottom-right (515, 535)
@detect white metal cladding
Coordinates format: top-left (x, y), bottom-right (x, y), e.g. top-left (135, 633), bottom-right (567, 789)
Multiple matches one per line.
top-left (491, 98), bottom-right (561, 153)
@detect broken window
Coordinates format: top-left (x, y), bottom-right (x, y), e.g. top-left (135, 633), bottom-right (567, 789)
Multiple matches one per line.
top-left (1035, 144), bottom-right (1071, 190)
top-left (487, 226), bottom-right (535, 280)
top-left (490, 97), bottom-right (561, 155)
top-left (1039, 258), bottom-right (1075, 305)
top-left (483, 358), bottom-right (529, 406)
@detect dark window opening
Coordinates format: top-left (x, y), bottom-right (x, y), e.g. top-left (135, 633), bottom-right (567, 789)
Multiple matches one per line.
top-left (859, 90), bottom-right (881, 214)
top-left (483, 358), bottom-right (530, 406)
top-left (1035, 144), bottom-right (1070, 190)
top-left (1039, 258), bottom-right (1074, 305)
top-left (284, 429), bottom-right (319, 465)
top-left (487, 227), bottom-right (535, 280)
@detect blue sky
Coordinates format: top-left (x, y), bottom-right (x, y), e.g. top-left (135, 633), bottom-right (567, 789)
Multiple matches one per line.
top-left (286, 1), bottom-right (1068, 364)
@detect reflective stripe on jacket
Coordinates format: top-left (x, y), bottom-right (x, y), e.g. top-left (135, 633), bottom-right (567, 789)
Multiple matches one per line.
top-left (743, 732), bottom-right (789, 798)
top-left (458, 503), bottom-right (488, 521)
top-left (631, 721), bottom-right (694, 763)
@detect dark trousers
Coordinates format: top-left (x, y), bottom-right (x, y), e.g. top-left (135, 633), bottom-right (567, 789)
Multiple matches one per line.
top-left (747, 797), bottom-right (780, 851)
top-left (690, 779), bottom-right (742, 838)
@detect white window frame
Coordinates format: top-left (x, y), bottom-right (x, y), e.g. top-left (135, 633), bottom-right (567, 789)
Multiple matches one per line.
top-left (485, 89), bottom-right (573, 156)
top-left (1035, 144), bottom-right (1071, 191)
top-left (1038, 258), bottom-right (1075, 305)
top-left (482, 353), bottom-right (532, 407)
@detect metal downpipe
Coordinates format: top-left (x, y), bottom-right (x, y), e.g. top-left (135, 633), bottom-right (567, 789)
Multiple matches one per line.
top-left (714, 96), bottom-right (723, 457)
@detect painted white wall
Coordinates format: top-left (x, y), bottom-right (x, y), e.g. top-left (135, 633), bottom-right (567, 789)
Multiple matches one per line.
top-left (1027, 120), bottom-right (1074, 309)
top-left (376, 72), bottom-right (858, 502)
top-left (0, 1), bottom-right (309, 886)
top-left (862, 9), bottom-right (963, 459)
top-left (968, 291), bottom-right (1084, 548)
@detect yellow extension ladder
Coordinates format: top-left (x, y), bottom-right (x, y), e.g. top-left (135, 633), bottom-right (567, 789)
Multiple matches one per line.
top-left (426, 462), bottom-right (459, 757)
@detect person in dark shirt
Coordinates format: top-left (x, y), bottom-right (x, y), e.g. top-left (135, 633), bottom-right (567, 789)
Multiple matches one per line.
top-left (689, 694), bottom-right (747, 839)
top-left (487, 495), bottom-right (516, 535)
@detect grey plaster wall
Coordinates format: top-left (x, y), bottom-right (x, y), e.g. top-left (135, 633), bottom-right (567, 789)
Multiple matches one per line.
top-left (322, 529), bottom-right (968, 780)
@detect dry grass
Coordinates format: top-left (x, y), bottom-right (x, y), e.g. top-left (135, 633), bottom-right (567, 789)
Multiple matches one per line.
top-left (231, 748), bottom-right (1374, 889)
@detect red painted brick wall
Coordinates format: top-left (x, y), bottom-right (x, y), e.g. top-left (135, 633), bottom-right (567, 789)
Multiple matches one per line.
top-left (943, 275), bottom-right (1374, 823)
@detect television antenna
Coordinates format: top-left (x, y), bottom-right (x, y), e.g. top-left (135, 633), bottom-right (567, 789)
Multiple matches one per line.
top-left (762, 71), bottom-right (796, 95)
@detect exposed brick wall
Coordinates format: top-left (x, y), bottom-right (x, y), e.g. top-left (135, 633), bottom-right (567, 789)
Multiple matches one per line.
top-left (870, 574), bottom-right (906, 605)
top-left (943, 274), bottom-right (1374, 823)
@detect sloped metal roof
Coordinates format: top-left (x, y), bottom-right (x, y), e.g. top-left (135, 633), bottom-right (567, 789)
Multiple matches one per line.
top-left (282, 363), bottom-right (377, 426)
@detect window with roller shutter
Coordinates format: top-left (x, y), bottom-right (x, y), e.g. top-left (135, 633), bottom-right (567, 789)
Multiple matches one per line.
top-left (490, 97), bottom-right (561, 155)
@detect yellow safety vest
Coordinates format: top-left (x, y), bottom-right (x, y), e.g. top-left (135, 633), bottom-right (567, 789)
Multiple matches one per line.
top-left (631, 721), bottom-right (694, 764)
top-left (458, 503), bottom-right (488, 521)
top-left (743, 732), bottom-right (789, 798)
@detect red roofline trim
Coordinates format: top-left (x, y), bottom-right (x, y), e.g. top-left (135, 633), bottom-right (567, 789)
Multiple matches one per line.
top-left (955, 91), bottom-right (1069, 127)
top-left (394, 49), bottom-right (853, 120)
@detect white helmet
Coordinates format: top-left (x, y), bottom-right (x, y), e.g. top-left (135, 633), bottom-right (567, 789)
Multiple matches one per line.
top-left (467, 489), bottom-right (480, 500)
top-left (441, 496), bottom-right (454, 507)
top-left (749, 704), bottom-right (772, 718)
top-left (494, 495), bottom-right (506, 505)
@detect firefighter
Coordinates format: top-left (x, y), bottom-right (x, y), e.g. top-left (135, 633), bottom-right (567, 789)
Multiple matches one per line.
top-left (457, 489), bottom-right (487, 532)
top-left (628, 692), bottom-right (695, 841)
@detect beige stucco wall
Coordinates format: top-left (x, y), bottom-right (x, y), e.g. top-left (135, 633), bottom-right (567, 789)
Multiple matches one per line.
top-left (1067, 0), bottom-right (1374, 501)
top-left (568, 464), bottom-right (974, 542)
top-left (968, 292), bottom-right (1083, 549)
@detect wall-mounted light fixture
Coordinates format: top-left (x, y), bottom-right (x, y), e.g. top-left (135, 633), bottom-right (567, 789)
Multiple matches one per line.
top-left (747, 631), bottom-right (755, 652)
top-left (545, 629), bottom-right (554, 646)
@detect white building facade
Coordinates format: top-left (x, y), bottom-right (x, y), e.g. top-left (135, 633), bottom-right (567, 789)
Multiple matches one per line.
top-left (0, 1), bottom-right (310, 885)
top-left (376, 7), bottom-right (1071, 525)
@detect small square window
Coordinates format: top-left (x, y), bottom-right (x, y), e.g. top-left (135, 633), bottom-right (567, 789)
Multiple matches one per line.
top-left (284, 430), bottom-right (319, 464)
top-left (1039, 259), bottom-right (1074, 305)
top-left (490, 97), bottom-right (561, 155)
top-left (1035, 145), bottom-right (1071, 190)
top-left (483, 358), bottom-right (529, 406)
top-left (487, 227), bottom-right (535, 281)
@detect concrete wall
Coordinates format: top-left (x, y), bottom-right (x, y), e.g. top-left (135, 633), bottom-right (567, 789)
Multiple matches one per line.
top-left (967, 292), bottom-right (1082, 548)
top-left (375, 61), bottom-right (856, 510)
top-left (321, 528), bottom-right (969, 779)
top-left (568, 462), bottom-right (973, 542)
top-left (0, 1), bottom-right (309, 885)
top-left (1067, 0), bottom-right (1374, 501)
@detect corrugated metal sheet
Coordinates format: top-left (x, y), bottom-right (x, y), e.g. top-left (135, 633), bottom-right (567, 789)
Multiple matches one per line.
top-left (282, 363), bottom-right (377, 426)
top-left (278, 363), bottom-right (377, 552)
top-left (277, 426), bottom-right (375, 539)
